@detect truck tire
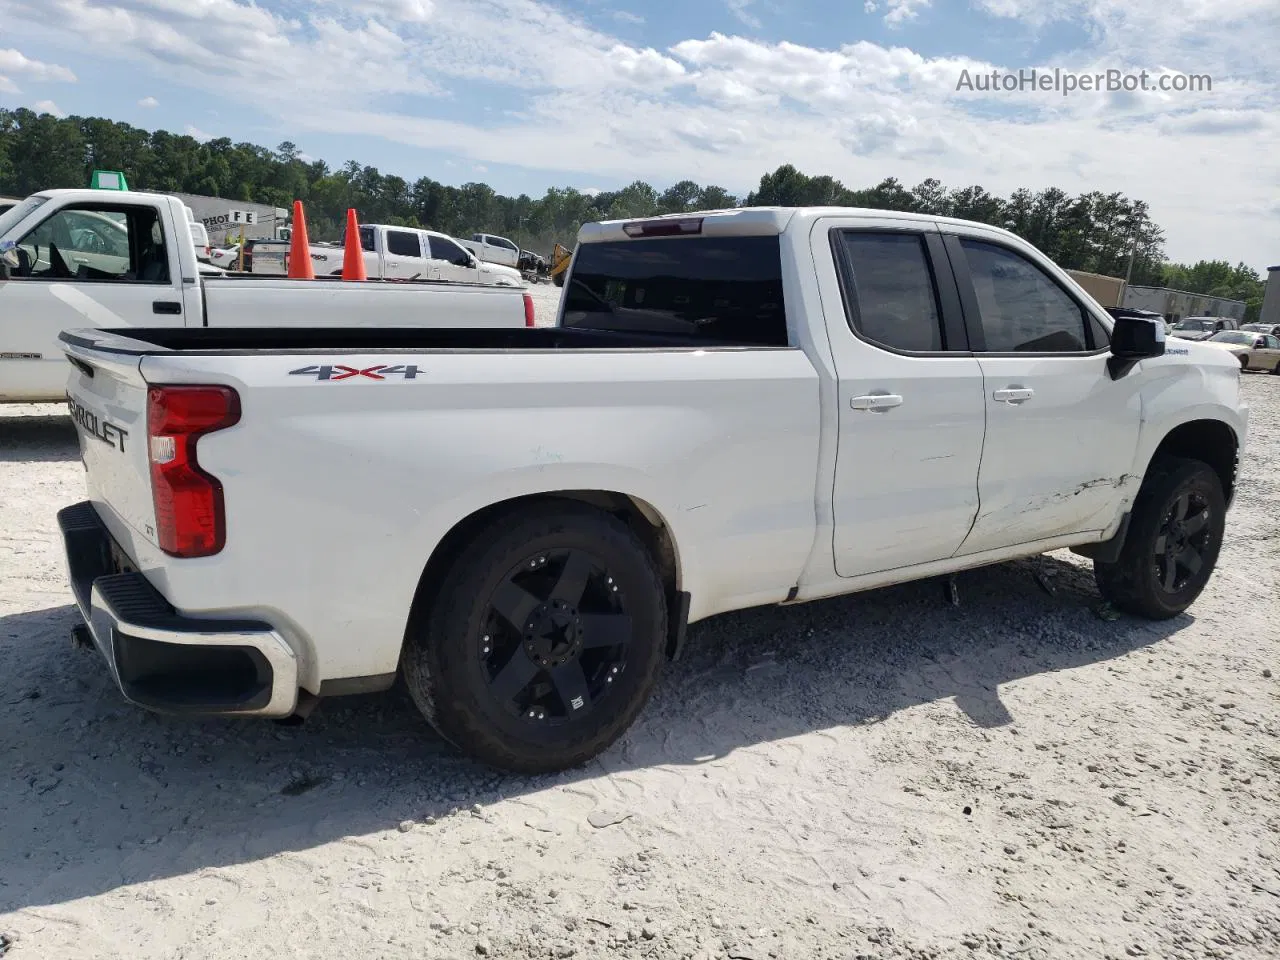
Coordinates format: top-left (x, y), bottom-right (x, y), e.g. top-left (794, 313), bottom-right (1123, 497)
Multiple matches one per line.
top-left (1093, 456), bottom-right (1226, 620)
top-left (401, 501), bottom-right (668, 773)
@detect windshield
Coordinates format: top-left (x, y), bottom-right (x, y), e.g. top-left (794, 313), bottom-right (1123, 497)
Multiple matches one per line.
top-left (0, 195), bottom-right (49, 238)
top-left (1173, 319), bottom-right (1214, 331)
top-left (1208, 331), bottom-right (1254, 345)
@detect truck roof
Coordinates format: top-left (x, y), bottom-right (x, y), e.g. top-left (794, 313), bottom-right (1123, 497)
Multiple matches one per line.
top-left (28, 187), bottom-right (182, 204)
top-left (578, 205), bottom-right (1025, 245)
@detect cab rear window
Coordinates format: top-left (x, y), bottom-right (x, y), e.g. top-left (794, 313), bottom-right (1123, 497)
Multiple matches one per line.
top-left (561, 236), bottom-right (788, 346)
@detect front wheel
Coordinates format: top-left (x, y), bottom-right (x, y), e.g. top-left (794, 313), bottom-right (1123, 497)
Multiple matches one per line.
top-left (401, 501), bottom-right (668, 773)
top-left (1094, 456), bottom-right (1226, 619)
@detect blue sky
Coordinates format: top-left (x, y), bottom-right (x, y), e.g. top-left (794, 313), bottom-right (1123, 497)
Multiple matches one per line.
top-left (1, 0), bottom-right (1277, 269)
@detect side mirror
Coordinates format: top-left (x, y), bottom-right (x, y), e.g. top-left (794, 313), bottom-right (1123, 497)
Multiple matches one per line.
top-left (1108, 314), bottom-right (1165, 380)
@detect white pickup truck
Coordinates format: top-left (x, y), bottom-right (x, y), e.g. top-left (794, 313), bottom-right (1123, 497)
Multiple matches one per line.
top-left (250, 224), bottom-right (525, 286)
top-left (459, 232), bottom-right (521, 269)
top-left (0, 190), bottom-right (535, 402)
top-left (55, 206), bottom-right (1247, 774)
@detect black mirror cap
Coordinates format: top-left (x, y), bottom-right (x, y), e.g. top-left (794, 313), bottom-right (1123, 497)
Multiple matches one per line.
top-left (1107, 314), bottom-right (1166, 379)
top-left (1111, 314), bottom-right (1166, 359)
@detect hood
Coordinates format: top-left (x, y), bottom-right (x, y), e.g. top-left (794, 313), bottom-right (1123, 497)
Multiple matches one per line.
top-left (478, 261), bottom-right (523, 281)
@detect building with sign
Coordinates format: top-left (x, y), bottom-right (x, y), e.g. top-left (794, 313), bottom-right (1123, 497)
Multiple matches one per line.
top-left (167, 192), bottom-right (289, 247)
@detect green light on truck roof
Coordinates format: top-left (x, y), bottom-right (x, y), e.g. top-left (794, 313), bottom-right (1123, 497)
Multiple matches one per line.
top-left (90, 170), bottom-right (129, 191)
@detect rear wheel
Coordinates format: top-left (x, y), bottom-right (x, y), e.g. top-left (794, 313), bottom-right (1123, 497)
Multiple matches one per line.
top-left (1093, 456), bottom-right (1226, 619)
top-left (402, 501), bottom-right (667, 773)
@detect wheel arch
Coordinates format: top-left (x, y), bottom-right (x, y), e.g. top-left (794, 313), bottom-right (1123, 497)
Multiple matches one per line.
top-left (404, 490), bottom-right (689, 662)
top-left (1143, 418), bottom-right (1240, 507)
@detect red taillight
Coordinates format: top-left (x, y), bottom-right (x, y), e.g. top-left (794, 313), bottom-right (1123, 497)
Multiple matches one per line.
top-left (621, 217), bottom-right (703, 238)
top-left (147, 385), bottom-right (240, 558)
top-left (523, 291), bottom-right (535, 327)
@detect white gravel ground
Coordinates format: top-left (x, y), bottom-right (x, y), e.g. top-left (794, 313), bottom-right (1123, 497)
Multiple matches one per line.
top-left (2, 293), bottom-right (1278, 960)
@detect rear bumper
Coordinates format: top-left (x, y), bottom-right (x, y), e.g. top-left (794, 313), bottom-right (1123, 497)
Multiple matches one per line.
top-left (57, 501), bottom-right (298, 718)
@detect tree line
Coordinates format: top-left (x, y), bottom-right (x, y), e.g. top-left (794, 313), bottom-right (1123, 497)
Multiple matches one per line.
top-left (0, 107), bottom-right (1265, 318)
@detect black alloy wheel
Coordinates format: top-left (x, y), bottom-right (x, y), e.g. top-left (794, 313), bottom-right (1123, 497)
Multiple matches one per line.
top-left (1094, 456), bottom-right (1226, 619)
top-left (1151, 491), bottom-right (1212, 596)
top-left (401, 501), bottom-right (667, 773)
top-left (480, 548), bottom-right (633, 726)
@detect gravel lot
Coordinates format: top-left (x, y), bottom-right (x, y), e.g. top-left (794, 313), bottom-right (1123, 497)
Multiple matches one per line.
top-left (2, 298), bottom-right (1278, 959)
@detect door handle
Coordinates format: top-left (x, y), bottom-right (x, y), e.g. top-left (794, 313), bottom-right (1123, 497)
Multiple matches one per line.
top-left (993, 387), bottom-right (1034, 404)
top-left (152, 300), bottom-right (182, 315)
top-left (850, 393), bottom-right (904, 411)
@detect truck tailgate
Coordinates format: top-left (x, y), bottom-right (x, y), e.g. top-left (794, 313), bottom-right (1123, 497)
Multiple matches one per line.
top-left (62, 337), bottom-right (161, 553)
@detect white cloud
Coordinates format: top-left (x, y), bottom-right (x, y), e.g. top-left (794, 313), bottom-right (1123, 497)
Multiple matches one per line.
top-left (0, 0), bottom-right (1275, 269)
top-left (138, 95), bottom-right (159, 107)
top-left (0, 76), bottom-right (18, 93)
top-left (0, 48), bottom-right (76, 82)
top-left (185, 123), bottom-right (212, 141)
top-left (32, 99), bottom-right (65, 116)
top-left (884, 0), bottom-right (931, 25)
top-left (613, 9), bottom-right (643, 24)
top-left (862, 0), bottom-right (930, 24)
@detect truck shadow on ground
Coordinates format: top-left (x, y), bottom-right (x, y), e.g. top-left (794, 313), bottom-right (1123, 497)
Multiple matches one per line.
top-left (0, 412), bottom-right (78, 463)
top-left (1, 555), bottom-right (1187, 914)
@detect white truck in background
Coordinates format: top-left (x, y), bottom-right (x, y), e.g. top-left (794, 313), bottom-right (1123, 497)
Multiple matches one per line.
top-left (55, 206), bottom-right (1246, 775)
top-left (250, 224), bottom-right (525, 286)
top-left (459, 232), bottom-right (521, 269)
top-left (0, 189), bottom-right (535, 403)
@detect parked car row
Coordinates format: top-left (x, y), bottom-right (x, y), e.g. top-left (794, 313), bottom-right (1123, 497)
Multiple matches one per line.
top-left (1199, 330), bottom-right (1280, 372)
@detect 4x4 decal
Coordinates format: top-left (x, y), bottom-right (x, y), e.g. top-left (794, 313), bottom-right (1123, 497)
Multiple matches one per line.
top-left (289, 364), bottom-right (421, 382)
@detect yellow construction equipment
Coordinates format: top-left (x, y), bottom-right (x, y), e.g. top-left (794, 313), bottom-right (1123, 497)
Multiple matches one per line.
top-left (550, 243), bottom-right (573, 287)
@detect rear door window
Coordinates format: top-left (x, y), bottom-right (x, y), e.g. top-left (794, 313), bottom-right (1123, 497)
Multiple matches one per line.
top-left (835, 231), bottom-right (945, 352)
top-left (561, 235), bottom-right (788, 346)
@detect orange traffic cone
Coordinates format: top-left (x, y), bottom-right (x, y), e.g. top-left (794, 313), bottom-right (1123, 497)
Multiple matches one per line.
top-left (287, 200), bottom-right (314, 279)
top-left (341, 208), bottom-right (367, 281)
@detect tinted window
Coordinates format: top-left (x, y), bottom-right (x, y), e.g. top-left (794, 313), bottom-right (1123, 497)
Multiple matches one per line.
top-left (837, 232), bottom-right (943, 352)
top-left (495, 237), bottom-right (518, 251)
top-left (428, 235), bottom-right (470, 265)
top-left (359, 226), bottom-right (375, 252)
top-left (561, 236), bottom-right (787, 346)
top-left (1265, 336), bottom-right (1280, 349)
top-left (960, 239), bottom-right (1088, 352)
top-left (14, 204), bottom-right (167, 282)
top-left (386, 230), bottom-right (421, 257)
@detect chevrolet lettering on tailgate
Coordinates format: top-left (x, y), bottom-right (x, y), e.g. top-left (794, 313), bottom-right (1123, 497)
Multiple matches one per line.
top-left (67, 394), bottom-right (129, 453)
